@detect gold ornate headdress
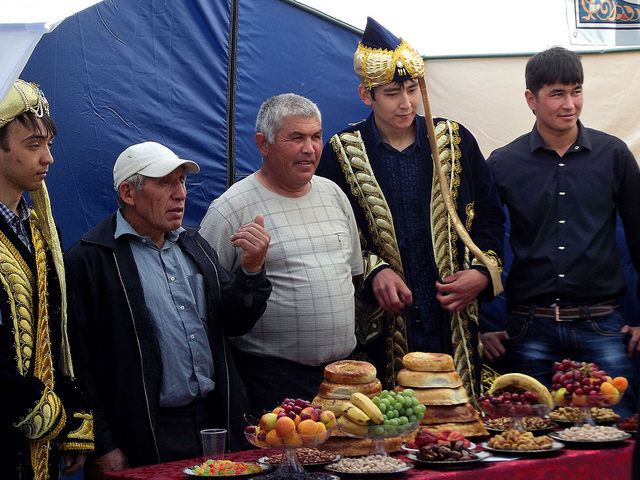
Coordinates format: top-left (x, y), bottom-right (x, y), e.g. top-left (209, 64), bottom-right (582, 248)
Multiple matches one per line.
top-left (0, 79), bottom-right (50, 128)
top-left (354, 17), bottom-right (425, 90)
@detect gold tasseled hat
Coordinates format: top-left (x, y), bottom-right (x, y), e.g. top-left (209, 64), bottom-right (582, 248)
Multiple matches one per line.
top-left (354, 17), bottom-right (425, 90)
top-left (0, 79), bottom-right (49, 128)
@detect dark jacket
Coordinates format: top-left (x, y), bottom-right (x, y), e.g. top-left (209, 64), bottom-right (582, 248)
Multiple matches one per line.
top-left (64, 212), bottom-right (271, 467)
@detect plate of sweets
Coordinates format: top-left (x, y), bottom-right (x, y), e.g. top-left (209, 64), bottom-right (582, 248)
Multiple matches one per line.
top-left (548, 424), bottom-right (631, 448)
top-left (406, 442), bottom-right (491, 470)
top-left (402, 428), bottom-right (475, 453)
top-left (483, 416), bottom-right (557, 436)
top-left (479, 429), bottom-right (564, 456)
top-left (183, 459), bottom-right (270, 477)
top-left (325, 455), bottom-right (413, 476)
top-left (258, 447), bottom-right (340, 468)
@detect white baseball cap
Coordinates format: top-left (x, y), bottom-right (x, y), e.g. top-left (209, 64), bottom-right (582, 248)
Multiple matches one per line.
top-left (113, 141), bottom-right (200, 190)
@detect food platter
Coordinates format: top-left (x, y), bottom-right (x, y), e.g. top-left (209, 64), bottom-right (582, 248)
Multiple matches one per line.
top-left (479, 440), bottom-right (565, 456)
top-left (324, 461), bottom-right (413, 477)
top-left (548, 431), bottom-right (631, 448)
top-left (406, 451), bottom-right (491, 469)
top-left (182, 462), bottom-right (271, 477)
top-left (257, 454), bottom-right (341, 469)
top-left (483, 423), bottom-right (558, 437)
top-left (401, 441), bottom-right (476, 453)
top-left (552, 419), bottom-right (616, 428)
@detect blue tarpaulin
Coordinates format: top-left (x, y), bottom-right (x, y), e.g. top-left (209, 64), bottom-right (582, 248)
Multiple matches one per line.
top-left (22, 0), bottom-right (368, 248)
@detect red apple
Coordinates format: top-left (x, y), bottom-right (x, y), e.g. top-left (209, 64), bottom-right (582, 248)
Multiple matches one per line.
top-left (300, 406), bottom-right (319, 422)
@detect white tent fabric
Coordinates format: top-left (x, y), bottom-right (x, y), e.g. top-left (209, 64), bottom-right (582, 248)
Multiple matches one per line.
top-left (423, 51), bottom-right (640, 161)
top-left (300, 0), bottom-right (640, 162)
top-left (0, 0), bottom-right (102, 101)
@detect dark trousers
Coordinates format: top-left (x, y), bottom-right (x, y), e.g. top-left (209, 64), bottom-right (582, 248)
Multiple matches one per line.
top-left (156, 396), bottom-right (217, 463)
top-left (231, 347), bottom-right (326, 420)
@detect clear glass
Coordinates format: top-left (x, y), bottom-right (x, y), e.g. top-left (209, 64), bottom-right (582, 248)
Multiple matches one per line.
top-left (245, 429), bottom-right (332, 479)
top-left (479, 403), bottom-right (553, 431)
top-left (335, 420), bottom-right (420, 456)
top-left (553, 391), bottom-right (624, 426)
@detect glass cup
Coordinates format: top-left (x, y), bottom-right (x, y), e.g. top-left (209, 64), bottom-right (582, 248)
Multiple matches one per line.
top-left (200, 428), bottom-right (226, 460)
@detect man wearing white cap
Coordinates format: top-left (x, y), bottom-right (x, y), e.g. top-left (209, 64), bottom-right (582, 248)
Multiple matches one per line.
top-left (0, 79), bottom-right (94, 480)
top-left (65, 141), bottom-right (271, 474)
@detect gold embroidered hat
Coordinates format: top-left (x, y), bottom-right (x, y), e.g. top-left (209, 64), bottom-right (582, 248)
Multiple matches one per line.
top-left (354, 17), bottom-right (425, 90)
top-left (0, 79), bottom-right (50, 128)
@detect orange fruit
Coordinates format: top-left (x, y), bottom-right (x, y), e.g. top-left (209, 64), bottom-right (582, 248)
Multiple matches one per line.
top-left (315, 421), bottom-right (326, 434)
top-left (275, 416), bottom-right (295, 438)
top-left (297, 419), bottom-right (317, 435)
top-left (600, 382), bottom-right (617, 395)
top-left (266, 429), bottom-right (283, 447)
top-left (612, 377), bottom-right (629, 392)
top-left (272, 407), bottom-right (285, 415)
top-left (282, 432), bottom-right (304, 447)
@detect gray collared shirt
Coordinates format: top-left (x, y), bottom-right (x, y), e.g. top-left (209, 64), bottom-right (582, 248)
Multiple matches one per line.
top-left (115, 210), bottom-right (214, 407)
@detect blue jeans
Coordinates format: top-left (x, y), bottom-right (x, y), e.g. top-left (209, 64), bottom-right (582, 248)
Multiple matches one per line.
top-left (504, 309), bottom-right (637, 418)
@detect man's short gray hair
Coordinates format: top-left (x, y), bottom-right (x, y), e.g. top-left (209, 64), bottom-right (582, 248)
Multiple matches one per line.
top-left (255, 93), bottom-right (322, 144)
top-left (116, 173), bottom-right (146, 208)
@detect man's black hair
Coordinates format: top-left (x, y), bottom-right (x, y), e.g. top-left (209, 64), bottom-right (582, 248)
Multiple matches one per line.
top-left (525, 46), bottom-right (584, 96)
top-left (0, 111), bottom-right (57, 152)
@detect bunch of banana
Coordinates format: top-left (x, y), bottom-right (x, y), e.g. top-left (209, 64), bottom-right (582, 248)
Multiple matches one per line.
top-left (338, 392), bottom-right (385, 435)
top-left (488, 373), bottom-right (553, 406)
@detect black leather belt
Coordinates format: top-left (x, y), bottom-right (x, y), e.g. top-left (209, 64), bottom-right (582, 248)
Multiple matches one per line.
top-left (510, 302), bottom-right (618, 321)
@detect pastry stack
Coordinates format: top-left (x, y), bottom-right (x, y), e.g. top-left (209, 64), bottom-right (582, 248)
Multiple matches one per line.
top-left (395, 352), bottom-right (488, 438)
top-left (312, 359), bottom-right (382, 417)
top-left (314, 360), bottom-right (410, 456)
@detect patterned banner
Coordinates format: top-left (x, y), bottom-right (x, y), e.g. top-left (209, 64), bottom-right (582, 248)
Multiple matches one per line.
top-left (567, 0), bottom-right (640, 45)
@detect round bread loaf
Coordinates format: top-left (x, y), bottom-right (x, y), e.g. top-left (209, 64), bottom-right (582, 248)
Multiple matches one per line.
top-left (396, 369), bottom-right (462, 388)
top-left (395, 385), bottom-right (469, 406)
top-left (402, 352), bottom-right (455, 372)
top-left (318, 379), bottom-right (382, 400)
top-left (324, 360), bottom-right (377, 384)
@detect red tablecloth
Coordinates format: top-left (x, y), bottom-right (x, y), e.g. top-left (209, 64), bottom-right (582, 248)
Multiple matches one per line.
top-left (103, 440), bottom-right (634, 480)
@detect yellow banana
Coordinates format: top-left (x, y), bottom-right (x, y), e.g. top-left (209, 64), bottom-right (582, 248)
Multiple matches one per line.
top-left (488, 373), bottom-right (553, 406)
top-left (337, 414), bottom-right (369, 436)
top-left (350, 392), bottom-right (384, 424)
top-left (341, 402), bottom-right (371, 426)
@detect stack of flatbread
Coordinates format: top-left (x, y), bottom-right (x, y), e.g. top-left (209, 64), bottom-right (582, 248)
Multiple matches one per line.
top-left (395, 352), bottom-right (488, 438)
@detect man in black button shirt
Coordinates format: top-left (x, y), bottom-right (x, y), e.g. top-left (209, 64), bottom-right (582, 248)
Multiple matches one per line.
top-left (483, 46), bottom-right (640, 416)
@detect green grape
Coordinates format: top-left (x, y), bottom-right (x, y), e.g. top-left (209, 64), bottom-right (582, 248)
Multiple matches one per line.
top-left (393, 401), bottom-right (403, 411)
top-left (408, 414), bottom-right (417, 423)
top-left (389, 418), bottom-right (399, 426)
top-left (403, 388), bottom-right (415, 397)
top-left (404, 407), bottom-right (414, 416)
top-left (380, 390), bottom-right (389, 398)
top-left (398, 416), bottom-right (408, 425)
top-left (378, 402), bottom-right (387, 413)
top-left (372, 396), bottom-right (380, 405)
top-left (411, 397), bottom-right (419, 407)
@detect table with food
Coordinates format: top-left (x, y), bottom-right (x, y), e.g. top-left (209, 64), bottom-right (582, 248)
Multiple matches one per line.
top-left (103, 353), bottom-right (636, 480)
